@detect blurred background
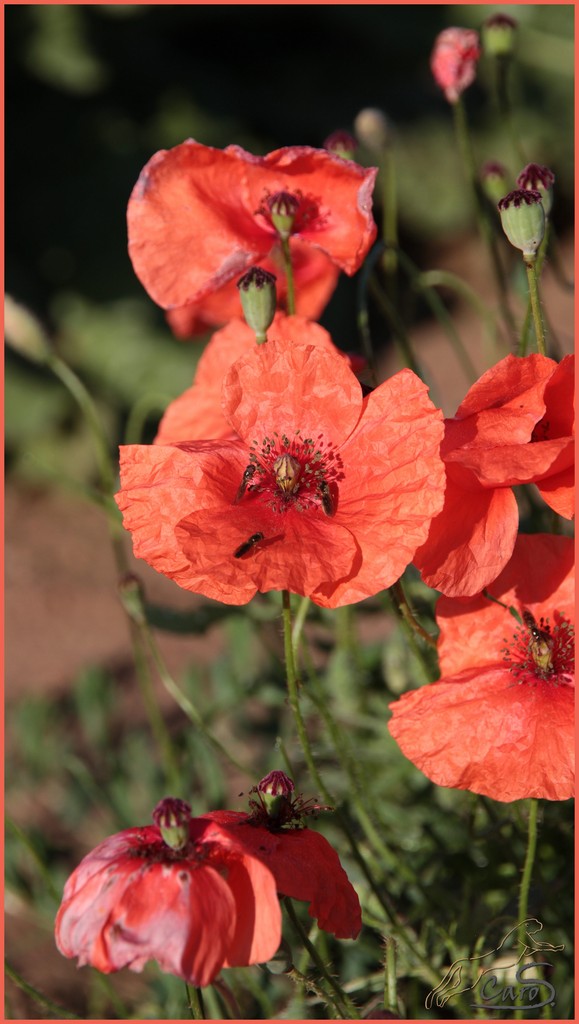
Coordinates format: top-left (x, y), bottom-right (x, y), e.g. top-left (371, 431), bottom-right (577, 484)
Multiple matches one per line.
top-left (5, 4), bottom-right (574, 1019)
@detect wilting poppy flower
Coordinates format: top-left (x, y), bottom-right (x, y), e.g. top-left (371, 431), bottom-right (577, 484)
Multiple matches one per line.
top-left (155, 314), bottom-right (361, 445)
top-left (200, 771), bottom-right (362, 940)
top-left (166, 243), bottom-right (340, 339)
top-left (116, 337), bottom-right (445, 608)
top-left (414, 353), bottom-right (574, 598)
top-left (431, 27), bottom-right (481, 104)
top-left (55, 798), bottom-right (281, 986)
top-left (127, 140), bottom-right (377, 312)
top-left (390, 533), bottom-right (574, 802)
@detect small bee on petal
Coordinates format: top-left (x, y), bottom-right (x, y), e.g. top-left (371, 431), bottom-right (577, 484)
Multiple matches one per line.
top-left (318, 480), bottom-right (335, 517)
top-left (234, 532), bottom-right (264, 558)
top-left (522, 609), bottom-right (554, 674)
top-left (234, 464), bottom-right (256, 504)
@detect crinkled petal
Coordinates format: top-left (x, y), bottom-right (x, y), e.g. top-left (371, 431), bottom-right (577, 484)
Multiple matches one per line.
top-left (537, 466), bottom-right (575, 519)
top-left (198, 812), bottom-right (362, 939)
top-left (128, 141), bottom-right (271, 309)
top-left (388, 666), bottom-right (574, 802)
top-left (156, 316), bottom-right (345, 444)
top-left (453, 353), bottom-right (556, 433)
top-left (229, 144), bottom-right (377, 274)
top-left (222, 340), bottom-right (363, 445)
top-left (436, 534), bottom-right (575, 675)
top-left (447, 436), bottom-right (573, 487)
top-left (414, 479), bottom-right (519, 597)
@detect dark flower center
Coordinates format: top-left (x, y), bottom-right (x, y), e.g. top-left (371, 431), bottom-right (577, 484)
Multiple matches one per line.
top-left (503, 609), bottom-right (574, 685)
top-left (240, 430), bottom-right (343, 515)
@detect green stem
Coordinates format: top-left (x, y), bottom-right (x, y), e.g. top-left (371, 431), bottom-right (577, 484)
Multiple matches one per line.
top-left (186, 984), bottom-right (205, 1019)
top-left (524, 257), bottom-right (547, 355)
top-left (384, 937), bottom-right (398, 1014)
top-left (6, 817), bottom-right (61, 902)
top-left (390, 580), bottom-right (437, 650)
top-left (5, 961), bottom-right (78, 1019)
top-left (419, 268), bottom-right (504, 361)
top-left (494, 56), bottom-right (527, 169)
top-left (284, 898), bottom-right (358, 1019)
top-left (380, 145), bottom-right (398, 304)
top-left (281, 237), bottom-right (296, 315)
top-left (453, 97), bottom-right (517, 342)
top-left (515, 799), bottom-right (539, 1020)
top-left (130, 622), bottom-right (182, 793)
top-left (368, 276), bottom-right (424, 378)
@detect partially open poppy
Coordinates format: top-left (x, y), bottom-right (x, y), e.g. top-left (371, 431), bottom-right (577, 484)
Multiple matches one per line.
top-left (414, 353), bottom-right (574, 597)
top-left (389, 534), bottom-right (574, 802)
top-left (55, 798), bottom-right (281, 986)
top-left (431, 27), bottom-right (481, 104)
top-left (128, 140), bottom-right (377, 312)
top-left (116, 337), bottom-right (445, 607)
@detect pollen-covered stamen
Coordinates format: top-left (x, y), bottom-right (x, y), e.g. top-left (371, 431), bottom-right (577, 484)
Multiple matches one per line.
top-left (503, 610), bottom-right (575, 684)
top-left (242, 429), bottom-right (343, 514)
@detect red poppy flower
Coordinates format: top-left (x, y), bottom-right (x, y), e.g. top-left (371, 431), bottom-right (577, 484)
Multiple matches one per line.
top-left (389, 534), bottom-right (574, 802)
top-left (155, 314), bottom-right (361, 445)
top-left (431, 27), bottom-right (481, 104)
top-left (116, 338), bottom-right (445, 607)
top-left (166, 243), bottom-right (340, 339)
top-left (127, 140), bottom-right (377, 311)
top-left (199, 772), bottom-right (361, 940)
top-left (414, 354), bottom-right (574, 597)
top-left (55, 799), bottom-right (281, 986)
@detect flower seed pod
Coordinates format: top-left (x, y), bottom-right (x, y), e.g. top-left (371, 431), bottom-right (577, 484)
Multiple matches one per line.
top-left (497, 189), bottom-right (545, 257)
top-left (480, 161), bottom-right (511, 205)
top-left (323, 129), bottom-right (357, 160)
top-left (482, 13), bottom-right (518, 58)
top-left (516, 163), bottom-right (555, 217)
top-left (237, 266), bottom-right (277, 343)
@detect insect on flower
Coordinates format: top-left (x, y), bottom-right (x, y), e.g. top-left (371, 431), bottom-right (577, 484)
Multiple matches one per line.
top-left (234, 532), bottom-right (264, 558)
top-left (522, 609), bottom-right (554, 674)
top-left (318, 480), bottom-right (335, 517)
top-left (234, 464), bottom-right (257, 503)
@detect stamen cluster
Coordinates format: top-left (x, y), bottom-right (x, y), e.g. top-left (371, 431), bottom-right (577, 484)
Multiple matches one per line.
top-left (244, 430), bottom-right (343, 514)
top-left (503, 612), bottom-right (575, 684)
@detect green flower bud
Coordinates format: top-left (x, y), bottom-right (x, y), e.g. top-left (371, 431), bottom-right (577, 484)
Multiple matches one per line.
top-left (516, 163), bottom-right (555, 217)
top-left (480, 161), bottom-right (511, 205)
top-left (5, 295), bottom-right (52, 364)
top-left (498, 189), bottom-right (545, 257)
top-left (236, 266), bottom-right (277, 343)
top-left (354, 107), bottom-right (392, 153)
top-left (323, 129), bottom-right (358, 160)
top-left (482, 13), bottom-right (517, 58)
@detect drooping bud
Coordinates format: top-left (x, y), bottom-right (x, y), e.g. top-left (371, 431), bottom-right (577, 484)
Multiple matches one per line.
top-left (323, 129), bottom-right (357, 160)
top-left (431, 27), bottom-right (481, 104)
top-left (273, 453), bottom-right (301, 494)
top-left (482, 13), bottom-right (518, 58)
top-left (497, 189), bottom-right (545, 258)
top-left (480, 160), bottom-right (511, 205)
top-left (267, 191), bottom-right (300, 240)
top-left (236, 266), bottom-right (277, 343)
top-left (152, 797), bottom-right (192, 851)
top-left (516, 163), bottom-right (555, 217)
top-left (354, 107), bottom-right (392, 153)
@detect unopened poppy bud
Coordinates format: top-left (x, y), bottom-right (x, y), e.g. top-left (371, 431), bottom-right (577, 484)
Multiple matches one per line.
top-left (273, 453), bottom-right (301, 494)
top-left (237, 266), bottom-right (277, 343)
top-left (497, 189), bottom-right (545, 257)
top-left (5, 295), bottom-right (52, 364)
top-left (267, 191), bottom-right (300, 240)
top-left (118, 573), bottom-right (147, 625)
top-left (482, 13), bottom-right (517, 58)
top-left (516, 163), bottom-right (555, 217)
top-left (480, 160), bottom-right (510, 205)
top-left (323, 129), bottom-right (357, 160)
top-left (152, 797), bottom-right (192, 851)
top-left (354, 107), bottom-right (392, 153)
top-left (431, 27), bottom-right (481, 104)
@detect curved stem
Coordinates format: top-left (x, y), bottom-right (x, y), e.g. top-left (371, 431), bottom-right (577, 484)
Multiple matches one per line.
top-left (185, 984), bottom-right (205, 1019)
top-left (5, 961), bottom-right (78, 1019)
top-left (390, 580), bottom-right (437, 650)
top-left (284, 898), bottom-right (359, 1018)
top-left (518, 799), bottom-right (539, 927)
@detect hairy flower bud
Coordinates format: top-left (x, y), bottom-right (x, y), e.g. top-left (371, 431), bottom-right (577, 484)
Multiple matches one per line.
top-left (482, 13), bottom-right (517, 58)
top-left (516, 163), bottom-right (555, 217)
top-left (237, 266), bottom-right (277, 343)
top-left (354, 107), bottom-right (392, 153)
top-left (498, 189), bottom-right (545, 257)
